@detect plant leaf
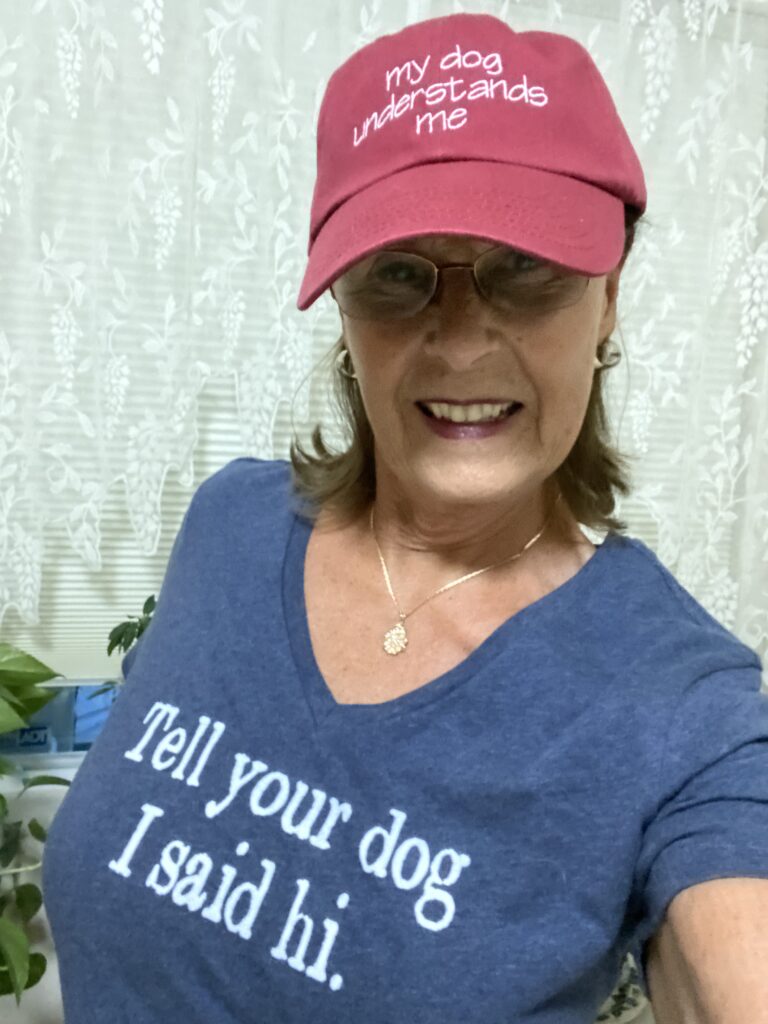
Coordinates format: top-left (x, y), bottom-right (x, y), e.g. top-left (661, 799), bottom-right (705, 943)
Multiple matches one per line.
top-left (0, 949), bottom-right (45, 998)
top-left (0, 643), bottom-right (58, 688)
top-left (13, 884), bottom-right (42, 924)
top-left (0, 821), bottom-right (21, 866)
top-left (0, 914), bottom-right (30, 1002)
top-left (85, 683), bottom-right (119, 700)
top-left (0, 696), bottom-right (26, 735)
top-left (18, 775), bottom-right (71, 797)
top-left (0, 756), bottom-right (20, 779)
top-left (27, 819), bottom-right (47, 843)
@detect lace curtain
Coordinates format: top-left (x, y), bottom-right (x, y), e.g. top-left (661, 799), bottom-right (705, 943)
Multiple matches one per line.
top-left (0, 3), bottom-right (766, 1023)
top-left (0, 0), bottom-right (766, 689)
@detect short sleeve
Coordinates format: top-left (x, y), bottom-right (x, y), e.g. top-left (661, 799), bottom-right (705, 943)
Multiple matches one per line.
top-left (118, 457), bottom-right (274, 682)
top-left (119, 496), bottom-right (195, 682)
top-left (627, 655), bottom-right (768, 999)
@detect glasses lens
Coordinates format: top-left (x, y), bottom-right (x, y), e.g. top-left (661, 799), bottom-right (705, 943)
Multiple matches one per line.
top-left (332, 251), bottom-right (435, 321)
top-left (476, 248), bottom-right (590, 316)
top-left (330, 246), bottom-right (590, 321)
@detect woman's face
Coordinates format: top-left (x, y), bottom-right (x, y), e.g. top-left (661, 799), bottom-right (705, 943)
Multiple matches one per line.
top-left (336, 233), bottom-right (622, 514)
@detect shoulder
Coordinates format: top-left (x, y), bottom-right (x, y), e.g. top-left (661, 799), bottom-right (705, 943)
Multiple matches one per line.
top-left (192, 456), bottom-right (292, 510)
top-left (172, 458), bottom-right (296, 548)
top-left (608, 532), bottom-right (739, 635)
top-left (596, 531), bottom-right (761, 690)
top-left (164, 457), bottom-right (297, 580)
top-left (200, 455), bottom-right (291, 491)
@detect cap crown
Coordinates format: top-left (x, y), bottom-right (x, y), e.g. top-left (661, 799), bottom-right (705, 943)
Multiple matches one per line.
top-left (309, 13), bottom-right (646, 248)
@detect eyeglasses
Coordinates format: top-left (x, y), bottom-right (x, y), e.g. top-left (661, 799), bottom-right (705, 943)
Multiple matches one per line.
top-left (330, 244), bottom-right (592, 322)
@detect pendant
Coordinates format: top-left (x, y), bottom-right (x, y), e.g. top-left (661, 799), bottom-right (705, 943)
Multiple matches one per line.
top-left (383, 620), bottom-right (408, 655)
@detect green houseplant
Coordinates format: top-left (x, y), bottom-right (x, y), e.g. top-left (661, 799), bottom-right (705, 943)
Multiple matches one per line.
top-left (0, 595), bottom-right (156, 1005)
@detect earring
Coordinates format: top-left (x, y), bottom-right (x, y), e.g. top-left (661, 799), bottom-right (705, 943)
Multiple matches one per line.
top-left (335, 347), bottom-right (358, 380)
top-left (594, 338), bottom-right (622, 370)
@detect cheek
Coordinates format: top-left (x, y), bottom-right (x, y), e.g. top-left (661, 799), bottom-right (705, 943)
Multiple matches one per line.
top-left (351, 333), bottom-right (411, 430)
top-left (356, 361), bottom-right (406, 438)
top-left (542, 366), bottom-right (594, 447)
top-left (531, 337), bottom-right (594, 433)
top-left (361, 386), bottom-right (398, 434)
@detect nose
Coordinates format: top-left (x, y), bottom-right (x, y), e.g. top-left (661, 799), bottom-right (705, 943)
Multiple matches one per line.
top-left (423, 266), bottom-right (502, 368)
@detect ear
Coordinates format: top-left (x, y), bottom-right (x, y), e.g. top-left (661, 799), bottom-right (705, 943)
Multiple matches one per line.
top-left (599, 266), bottom-right (621, 340)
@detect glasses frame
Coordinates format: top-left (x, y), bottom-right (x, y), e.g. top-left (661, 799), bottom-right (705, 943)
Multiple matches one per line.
top-left (330, 244), bottom-right (592, 322)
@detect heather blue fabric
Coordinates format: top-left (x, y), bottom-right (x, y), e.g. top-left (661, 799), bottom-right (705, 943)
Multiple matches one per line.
top-left (42, 456), bottom-right (768, 1023)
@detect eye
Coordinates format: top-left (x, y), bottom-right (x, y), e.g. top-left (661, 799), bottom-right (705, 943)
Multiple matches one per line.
top-left (500, 250), bottom-right (545, 272)
top-left (482, 247), bottom-right (563, 284)
top-left (369, 254), bottom-right (431, 288)
top-left (376, 259), bottom-right (418, 282)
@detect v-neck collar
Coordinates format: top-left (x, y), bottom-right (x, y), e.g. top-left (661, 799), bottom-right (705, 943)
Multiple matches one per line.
top-left (280, 504), bottom-right (619, 731)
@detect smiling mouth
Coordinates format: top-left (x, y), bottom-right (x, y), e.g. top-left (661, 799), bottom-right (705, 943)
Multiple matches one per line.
top-left (417, 395), bottom-right (528, 419)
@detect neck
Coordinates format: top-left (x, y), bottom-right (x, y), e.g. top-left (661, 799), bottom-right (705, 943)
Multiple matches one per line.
top-left (365, 479), bottom-right (580, 585)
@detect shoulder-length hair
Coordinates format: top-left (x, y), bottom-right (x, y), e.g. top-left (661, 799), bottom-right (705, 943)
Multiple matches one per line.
top-left (289, 210), bottom-right (647, 536)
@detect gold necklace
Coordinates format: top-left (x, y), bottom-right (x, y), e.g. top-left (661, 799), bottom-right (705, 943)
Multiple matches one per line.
top-left (370, 494), bottom-right (563, 655)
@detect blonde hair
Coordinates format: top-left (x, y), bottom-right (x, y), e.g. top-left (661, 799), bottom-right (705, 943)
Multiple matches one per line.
top-left (289, 211), bottom-right (648, 535)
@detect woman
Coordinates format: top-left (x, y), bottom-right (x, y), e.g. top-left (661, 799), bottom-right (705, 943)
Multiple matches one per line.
top-left (42, 12), bottom-right (768, 1024)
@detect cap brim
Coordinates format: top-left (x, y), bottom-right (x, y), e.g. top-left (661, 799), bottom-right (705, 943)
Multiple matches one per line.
top-left (296, 160), bottom-right (626, 311)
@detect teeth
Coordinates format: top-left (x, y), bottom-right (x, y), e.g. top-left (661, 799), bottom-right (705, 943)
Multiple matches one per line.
top-left (423, 401), bottom-right (516, 423)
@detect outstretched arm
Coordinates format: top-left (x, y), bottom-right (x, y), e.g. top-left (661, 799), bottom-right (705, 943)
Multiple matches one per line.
top-left (646, 877), bottom-right (768, 1024)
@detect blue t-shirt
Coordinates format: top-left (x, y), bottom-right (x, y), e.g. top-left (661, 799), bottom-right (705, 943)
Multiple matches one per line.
top-left (42, 457), bottom-right (768, 1023)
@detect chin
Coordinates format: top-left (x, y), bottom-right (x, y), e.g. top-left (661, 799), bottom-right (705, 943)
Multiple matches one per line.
top-left (411, 469), bottom-right (526, 506)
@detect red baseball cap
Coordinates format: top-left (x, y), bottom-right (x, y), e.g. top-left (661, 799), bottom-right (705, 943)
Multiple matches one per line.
top-left (296, 12), bottom-right (646, 311)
